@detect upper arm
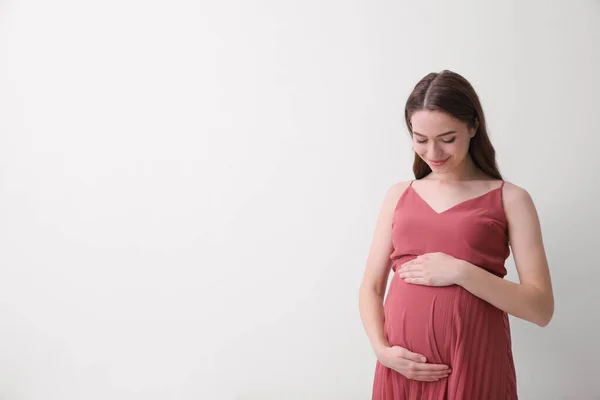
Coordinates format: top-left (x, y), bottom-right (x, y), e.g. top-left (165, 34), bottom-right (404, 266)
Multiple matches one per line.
top-left (360, 182), bottom-right (409, 296)
top-left (503, 183), bottom-right (554, 302)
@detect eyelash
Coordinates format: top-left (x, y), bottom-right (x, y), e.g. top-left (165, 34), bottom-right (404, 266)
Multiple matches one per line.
top-left (416, 138), bottom-right (456, 144)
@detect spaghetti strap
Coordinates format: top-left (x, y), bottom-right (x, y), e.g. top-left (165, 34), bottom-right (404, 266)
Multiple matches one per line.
top-left (409, 179), bottom-right (415, 187)
top-left (500, 180), bottom-right (505, 189)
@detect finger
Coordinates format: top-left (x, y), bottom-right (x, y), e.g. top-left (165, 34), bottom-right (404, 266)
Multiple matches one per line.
top-left (414, 372), bottom-right (450, 381)
top-left (402, 257), bottom-right (423, 267)
top-left (413, 374), bottom-right (449, 382)
top-left (401, 367), bottom-right (451, 381)
top-left (398, 271), bottom-right (423, 279)
top-left (409, 257), bottom-right (423, 264)
top-left (390, 368), bottom-right (438, 381)
top-left (412, 362), bottom-right (451, 371)
top-left (404, 278), bottom-right (428, 285)
top-left (414, 369), bottom-right (451, 378)
top-left (400, 264), bottom-right (424, 274)
top-left (399, 261), bottom-right (413, 270)
top-left (400, 349), bottom-right (428, 363)
top-left (413, 372), bottom-right (451, 381)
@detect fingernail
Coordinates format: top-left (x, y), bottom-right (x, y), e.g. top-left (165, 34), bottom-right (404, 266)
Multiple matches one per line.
top-left (421, 357), bottom-right (426, 362)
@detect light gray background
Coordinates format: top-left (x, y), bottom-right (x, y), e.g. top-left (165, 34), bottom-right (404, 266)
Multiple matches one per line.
top-left (0, 1), bottom-right (598, 399)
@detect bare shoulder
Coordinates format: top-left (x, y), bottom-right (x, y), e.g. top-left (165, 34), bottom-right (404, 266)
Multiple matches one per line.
top-left (501, 181), bottom-right (536, 210)
top-left (501, 181), bottom-right (540, 225)
top-left (383, 180), bottom-right (412, 207)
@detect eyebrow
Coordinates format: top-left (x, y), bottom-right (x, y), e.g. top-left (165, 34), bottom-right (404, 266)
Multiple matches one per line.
top-left (412, 130), bottom-right (457, 138)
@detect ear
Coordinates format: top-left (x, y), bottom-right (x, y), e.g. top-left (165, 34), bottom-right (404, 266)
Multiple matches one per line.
top-left (471, 118), bottom-right (479, 137)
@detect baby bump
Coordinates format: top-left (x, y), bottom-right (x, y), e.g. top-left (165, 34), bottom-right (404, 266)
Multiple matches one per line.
top-left (384, 271), bottom-right (507, 365)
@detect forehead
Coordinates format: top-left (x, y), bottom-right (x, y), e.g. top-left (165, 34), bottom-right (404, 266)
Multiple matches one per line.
top-left (411, 110), bottom-right (465, 135)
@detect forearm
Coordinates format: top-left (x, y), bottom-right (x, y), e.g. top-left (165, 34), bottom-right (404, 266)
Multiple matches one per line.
top-left (455, 261), bottom-right (553, 327)
top-left (358, 285), bottom-right (390, 355)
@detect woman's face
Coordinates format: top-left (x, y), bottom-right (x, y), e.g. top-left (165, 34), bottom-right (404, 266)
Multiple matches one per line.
top-left (410, 110), bottom-right (476, 173)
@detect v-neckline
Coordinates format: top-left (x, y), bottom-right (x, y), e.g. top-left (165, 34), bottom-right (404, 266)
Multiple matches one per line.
top-left (409, 184), bottom-right (503, 215)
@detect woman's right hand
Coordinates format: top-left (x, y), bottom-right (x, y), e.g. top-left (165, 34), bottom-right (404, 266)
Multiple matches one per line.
top-left (376, 345), bottom-right (451, 382)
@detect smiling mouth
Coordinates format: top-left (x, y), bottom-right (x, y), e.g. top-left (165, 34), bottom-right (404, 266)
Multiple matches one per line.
top-left (429, 158), bottom-right (449, 165)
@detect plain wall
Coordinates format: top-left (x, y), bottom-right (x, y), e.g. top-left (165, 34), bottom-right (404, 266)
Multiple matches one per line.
top-left (0, 1), bottom-right (598, 399)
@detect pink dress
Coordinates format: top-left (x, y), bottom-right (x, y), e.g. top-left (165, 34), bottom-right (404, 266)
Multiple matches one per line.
top-left (372, 181), bottom-right (517, 399)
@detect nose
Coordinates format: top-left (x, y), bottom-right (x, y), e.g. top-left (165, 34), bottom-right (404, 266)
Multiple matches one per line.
top-left (427, 142), bottom-right (444, 159)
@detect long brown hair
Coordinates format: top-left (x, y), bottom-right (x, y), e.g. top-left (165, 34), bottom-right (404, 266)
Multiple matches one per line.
top-left (404, 70), bottom-right (502, 180)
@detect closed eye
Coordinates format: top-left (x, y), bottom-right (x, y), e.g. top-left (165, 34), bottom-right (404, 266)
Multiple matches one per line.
top-left (416, 137), bottom-right (456, 144)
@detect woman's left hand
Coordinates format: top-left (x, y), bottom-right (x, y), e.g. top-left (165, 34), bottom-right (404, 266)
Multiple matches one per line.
top-left (398, 252), bottom-right (465, 287)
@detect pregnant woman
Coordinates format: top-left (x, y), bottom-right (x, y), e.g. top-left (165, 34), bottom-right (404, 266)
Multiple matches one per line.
top-left (358, 70), bottom-right (554, 399)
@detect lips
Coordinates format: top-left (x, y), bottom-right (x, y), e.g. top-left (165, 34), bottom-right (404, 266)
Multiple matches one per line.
top-left (429, 158), bottom-right (449, 166)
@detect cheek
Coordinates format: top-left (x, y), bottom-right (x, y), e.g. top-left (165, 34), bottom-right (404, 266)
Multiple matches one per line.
top-left (444, 144), bottom-right (459, 155)
top-left (443, 140), bottom-right (468, 155)
top-left (413, 143), bottom-right (427, 156)
top-left (453, 140), bottom-right (471, 155)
